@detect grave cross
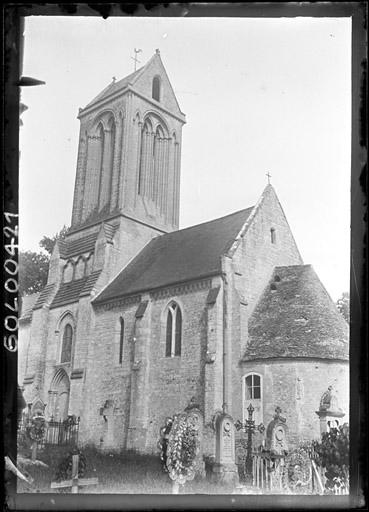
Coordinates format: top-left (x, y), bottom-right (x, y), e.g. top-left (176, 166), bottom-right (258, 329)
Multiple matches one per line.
top-left (50, 454), bottom-right (98, 494)
top-left (235, 403), bottom-right (265, 482)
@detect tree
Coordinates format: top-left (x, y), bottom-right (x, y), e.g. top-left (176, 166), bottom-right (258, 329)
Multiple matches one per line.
top-left (312, 424), bottom-right (349, 493)
top-left (336, 292), bottom-right (349, 323)
top-left (39, 225), bottom-right (69, 255)
top-left (19, 251), bottom-right (49, 296)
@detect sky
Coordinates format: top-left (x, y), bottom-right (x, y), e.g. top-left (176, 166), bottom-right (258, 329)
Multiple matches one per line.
top-left (19, 15), bottom-right (351, 302)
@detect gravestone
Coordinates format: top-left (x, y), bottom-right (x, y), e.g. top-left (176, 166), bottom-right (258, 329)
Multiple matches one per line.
top-left (265, 406), bottom-right (288, 456)
top-left (265, 407), bottom-right (288, 491)
top-left (212, 413), bottom-right (239, 485)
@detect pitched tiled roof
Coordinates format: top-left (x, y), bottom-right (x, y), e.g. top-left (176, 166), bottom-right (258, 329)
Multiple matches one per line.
top-left (50, 271), bottom-right (101, 309)
top-left (94, 207), bottom-right (253, 305)
top-left (59, 233), bottom-right (98, 259)
top-left (80, 271), bottom-right (102, 297)
top-left (243, 265), bottom-right (349, 361)
top-left (33, 284), bottom-right (57, 310)
top-left (59, 223), bottom-right (118, 259)
top-left (83, 67), bottom-right (143, 110)
top-left (19, 293), bottom-right (40, 322)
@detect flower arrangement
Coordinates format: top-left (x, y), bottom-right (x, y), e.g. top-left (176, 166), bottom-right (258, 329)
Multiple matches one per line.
top-left (27, 415), bottom-right (46, 442)
top-left (165, 412), bottom-right (200, 485)
top-left (55, 448), bottom-right (87, 487)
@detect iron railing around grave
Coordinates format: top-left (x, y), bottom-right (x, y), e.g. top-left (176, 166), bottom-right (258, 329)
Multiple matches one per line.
top-left (18, 415), bottom-right (80, 449)
top-left (44, 417), bottom-right (80, 447)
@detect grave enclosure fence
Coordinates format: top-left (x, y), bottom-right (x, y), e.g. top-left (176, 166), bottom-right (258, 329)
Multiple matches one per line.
top-left (18, 417), bottom-right (80, 449)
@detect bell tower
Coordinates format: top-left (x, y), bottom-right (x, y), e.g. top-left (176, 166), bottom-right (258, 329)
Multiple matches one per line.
top-left (70, 50), bottom-right (186, 234)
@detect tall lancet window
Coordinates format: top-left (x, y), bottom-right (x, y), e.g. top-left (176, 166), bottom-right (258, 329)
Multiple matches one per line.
top-left (98, 122), bottom-right (105, 173)
top-left (98, 116), bottom-right (116, 211)
top-left (61, 324), bottom-right (73, 364)
top-left (138, 116), bottom-right (168, 209)
top-left (138, 118), bottom-right (153, 196)
top-left (152, 76), bottom-right (161, 102)
top-left (165, 302), bottom-right (182, 357)
top-left (152, 125), bottom-right (165, 202)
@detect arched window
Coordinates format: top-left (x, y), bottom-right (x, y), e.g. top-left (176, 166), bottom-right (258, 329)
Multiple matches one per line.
top-left (119, 317), bottom-right (124, 364)
top-left (243, 373), bottom-right (263, 424)
top-left (138, 118), bottom-right (153, 196)
top-left (152, 76), bottom-right (161, 102)
top-left (270, 228), bottom-right (276, 244)
top-left (165, 302), bottom-right (182, 357)
top-left (85, 254), bottom-right (93, 275)
top-left (63, 261), bottom-right (74, 283)
top-left (74, 257), bottom-right (85, 280)
top-left (138, 115), bottom-right (169, 206)
top-left (48, 369), bottom-right (70, 421)
top-left (61, 324), bottom-right (73, 363)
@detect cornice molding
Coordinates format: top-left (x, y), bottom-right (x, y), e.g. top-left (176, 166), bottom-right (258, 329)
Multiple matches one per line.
top-left (150, 278), bottom-right (212, 300)
top-left (94, 294), bottom-right (142, 311)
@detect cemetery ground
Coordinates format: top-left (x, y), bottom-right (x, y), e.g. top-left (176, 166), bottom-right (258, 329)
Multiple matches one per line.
top-left (16, 444), bottom-right (246, 494)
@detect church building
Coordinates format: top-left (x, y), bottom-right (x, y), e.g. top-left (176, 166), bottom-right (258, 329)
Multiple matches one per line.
top-left (19, 51), bottom-right (349, 459)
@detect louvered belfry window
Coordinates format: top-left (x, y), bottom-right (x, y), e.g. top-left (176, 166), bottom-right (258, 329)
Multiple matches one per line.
top-left (61, 324), bottom-right (73, 363)
top-left (165, 302), bottom-right (182, 357)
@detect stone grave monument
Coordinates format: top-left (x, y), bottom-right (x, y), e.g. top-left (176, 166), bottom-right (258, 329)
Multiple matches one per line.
top-left (316, 385), bottom-right (345, 435)
top-left (212, 413), bottom-right (239, 485)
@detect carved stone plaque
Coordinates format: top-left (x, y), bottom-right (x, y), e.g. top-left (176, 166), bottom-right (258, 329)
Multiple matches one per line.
top-left (216, 414), bottom-right (235, 464)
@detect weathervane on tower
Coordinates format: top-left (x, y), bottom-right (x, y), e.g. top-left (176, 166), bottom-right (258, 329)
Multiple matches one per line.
top-left (266, 172), bottom-right (272, 185)
top-left (131, 48), bottom-right (142, 71)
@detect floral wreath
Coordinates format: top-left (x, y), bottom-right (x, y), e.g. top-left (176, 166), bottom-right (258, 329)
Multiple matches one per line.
top-left (164, 413), bottom-right (201, 485)
top-left (55, 448), bottom-right (87, 491)
top-left (28, 415), bottom-right (46, 442)
top-left (63, 415), bottom-right (78, 427)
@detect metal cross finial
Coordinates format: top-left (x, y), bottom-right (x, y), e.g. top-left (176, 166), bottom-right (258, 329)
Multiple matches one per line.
top-left (266, 172), bottom-right (272, 185)
top-left (131, 48), bottom-right (142, 71)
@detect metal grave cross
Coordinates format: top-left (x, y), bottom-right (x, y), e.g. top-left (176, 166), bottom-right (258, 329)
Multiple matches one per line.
top-left (235, 403), bottom-right (265, 482)
top-left (50, 454), bottom-right (98, 494)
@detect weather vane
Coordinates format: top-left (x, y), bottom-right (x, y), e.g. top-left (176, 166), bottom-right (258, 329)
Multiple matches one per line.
top-left (266, 171), bottom-right (272, 185)
top-left (131, 48), bottom-right (142, 71)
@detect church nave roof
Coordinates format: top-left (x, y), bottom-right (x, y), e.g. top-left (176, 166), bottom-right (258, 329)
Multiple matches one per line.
top-left (94, 206), bottom-right (254, 305)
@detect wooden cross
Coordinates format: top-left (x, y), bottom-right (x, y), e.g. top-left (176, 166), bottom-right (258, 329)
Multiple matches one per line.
top-left (50, 454), bottom-right (98, 494)
top-left (266, 172), bottom-right (272, 185)
top-left (131, 48), bottom-right (142, 71)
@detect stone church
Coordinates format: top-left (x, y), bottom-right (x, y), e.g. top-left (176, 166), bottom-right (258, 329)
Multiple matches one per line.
top-left (19, 51), bottom-right (349, 459)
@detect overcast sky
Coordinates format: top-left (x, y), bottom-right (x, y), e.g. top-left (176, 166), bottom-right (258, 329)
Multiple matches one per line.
top-left (19, 15), bottom-right (351, 301)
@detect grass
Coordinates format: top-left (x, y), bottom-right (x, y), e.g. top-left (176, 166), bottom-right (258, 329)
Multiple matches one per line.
top-left (16, 445), bottom-right (241, 494)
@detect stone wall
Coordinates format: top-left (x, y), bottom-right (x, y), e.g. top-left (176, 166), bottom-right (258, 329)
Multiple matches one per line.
top-left (78, 277), bottom-right (224, 455)
top-left (229, 185), bottom-right (303, 422)
top-left (238, 359), bottom-right (349, 449)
